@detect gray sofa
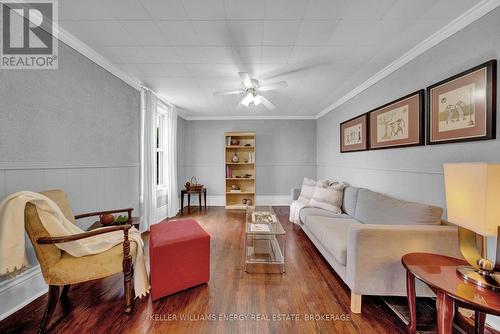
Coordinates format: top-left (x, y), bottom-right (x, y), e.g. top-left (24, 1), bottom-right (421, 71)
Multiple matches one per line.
top-left (290, 186), bottom-right (462, 314)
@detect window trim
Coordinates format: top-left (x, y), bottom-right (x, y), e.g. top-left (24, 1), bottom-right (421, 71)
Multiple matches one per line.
top-left (155, 103), bottom-right (168, 190)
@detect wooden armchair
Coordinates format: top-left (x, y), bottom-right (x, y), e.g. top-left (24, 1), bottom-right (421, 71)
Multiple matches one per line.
top-left (24, 190), bottom-right (137, 334)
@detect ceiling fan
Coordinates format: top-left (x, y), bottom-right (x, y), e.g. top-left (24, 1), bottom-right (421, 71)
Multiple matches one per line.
top-left (213, 72), bottom-right (288, 110)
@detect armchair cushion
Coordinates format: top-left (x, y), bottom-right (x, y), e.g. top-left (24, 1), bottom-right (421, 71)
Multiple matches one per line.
top-left (46, 239), bottom-right (138, 285)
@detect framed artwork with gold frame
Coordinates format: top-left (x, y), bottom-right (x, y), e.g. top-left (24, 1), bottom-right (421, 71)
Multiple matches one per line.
top-left (369, 90), bottom-right (424, 150)
top-left (340, 114), bottom-right (368, 153)
top-left (427, 60), bottom-right (496, 145)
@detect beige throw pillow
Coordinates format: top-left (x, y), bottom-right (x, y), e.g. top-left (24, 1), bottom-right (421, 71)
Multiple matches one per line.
top-left (298, 178), bottom-right (317, 202)
top-left (309, 181), bottom-right (345, 213)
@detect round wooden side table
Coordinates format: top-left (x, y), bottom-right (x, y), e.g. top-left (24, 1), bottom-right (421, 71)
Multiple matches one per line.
top-left (402, 253), bottom-right (500, 334)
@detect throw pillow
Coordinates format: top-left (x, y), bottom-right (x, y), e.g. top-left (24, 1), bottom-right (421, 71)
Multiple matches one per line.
top-left (309, 181), bottom-right (346, 213)
top-left (298, 177), bottom-right (317, 202)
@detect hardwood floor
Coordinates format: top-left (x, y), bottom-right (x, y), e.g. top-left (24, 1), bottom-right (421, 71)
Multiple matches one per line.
top-left (0, 207), bottom-right (421, 333)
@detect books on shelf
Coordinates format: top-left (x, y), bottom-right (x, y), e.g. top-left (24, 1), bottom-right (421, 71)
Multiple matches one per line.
top-left (226, 165), bottom-right (233, 178)
top-left (230, 189), bottom-right (241, 193)
top-left (249, 223), bottom-right (270, 232)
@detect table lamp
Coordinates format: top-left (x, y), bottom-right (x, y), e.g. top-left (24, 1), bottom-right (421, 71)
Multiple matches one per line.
top-left (443, 163), bottom-right (500, 291)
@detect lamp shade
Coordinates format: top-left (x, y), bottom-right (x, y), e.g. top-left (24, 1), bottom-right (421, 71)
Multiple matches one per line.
top-left (444, 163), bottom-right (500, 237)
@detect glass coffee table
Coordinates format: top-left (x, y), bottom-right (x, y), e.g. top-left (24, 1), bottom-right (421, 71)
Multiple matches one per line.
top-left (244, 206), bottom-right (286, 273)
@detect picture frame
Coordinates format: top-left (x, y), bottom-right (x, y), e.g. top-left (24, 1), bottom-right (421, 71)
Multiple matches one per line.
top-left (340, 114), bottom-right (369, 153)
top-left (427, 59), bottom-right (496, 145)
top-left (368, 90), bottom-right (424, 150)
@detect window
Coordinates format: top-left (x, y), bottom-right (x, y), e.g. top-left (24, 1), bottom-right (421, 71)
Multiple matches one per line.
top-left (155, 103), bottom-right (168, 188)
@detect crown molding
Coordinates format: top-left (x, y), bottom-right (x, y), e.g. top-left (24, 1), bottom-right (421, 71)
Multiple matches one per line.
top-left (315, 0), bottom-right (500, 120)
top-left (182, 115), bottom-right (317, 121)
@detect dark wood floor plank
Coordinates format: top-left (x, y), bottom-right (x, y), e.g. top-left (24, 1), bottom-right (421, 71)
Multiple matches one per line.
top-left (0, 206), bottom-right (413, 334)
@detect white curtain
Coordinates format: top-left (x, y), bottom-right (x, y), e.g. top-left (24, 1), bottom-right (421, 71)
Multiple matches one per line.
top-left (139, 88), bottom-right (157, 231)
top-left (165, 107), bottom-right (179, 217)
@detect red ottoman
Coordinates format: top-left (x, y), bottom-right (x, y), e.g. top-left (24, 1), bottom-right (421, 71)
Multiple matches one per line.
top-left (150, 219), bottom-right (210, 300)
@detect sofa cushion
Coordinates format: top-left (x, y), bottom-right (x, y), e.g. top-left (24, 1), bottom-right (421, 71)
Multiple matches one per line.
top-left (354, 189), bottom-right (443, 225)
top-left (304, 216), bottom-right (359, 265)
top-left (342, 186), bottom-right (359, 216)
top-left (309, 181), bottom-right (345, 214)
top-left (299, 207), bottom-right (349, 223)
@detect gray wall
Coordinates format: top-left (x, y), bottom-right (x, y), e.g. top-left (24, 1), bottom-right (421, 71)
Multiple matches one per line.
top-left (178, 120), bottom-right (316, 202)
top-left (317, 8), bottom-right (500, 212)
top-left (0, 40), bottom-right (140, 281)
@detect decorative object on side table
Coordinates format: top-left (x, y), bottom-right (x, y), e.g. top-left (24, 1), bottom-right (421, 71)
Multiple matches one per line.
top-left (443, 162), bottom-right (500, 291)
top-left (185, 176), bottom-right (204, 191)
top-left (427, 60), bottom-right (496, 145)
top-left (340, 113), bottom-right (369, 152)
top-left (88, 216), bottom-right (140, 231)
top-left (99, 213), bottom-right (115, 225)
top-left (369, 90), bottom-right (424, 150)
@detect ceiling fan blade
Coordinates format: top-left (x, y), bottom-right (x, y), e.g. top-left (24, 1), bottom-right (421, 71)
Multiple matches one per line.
top-left (213, 89), bottom-right (243, 96)
top-left (259, 96), bottom-right (275, 110)
top-left (258, 81), bottom-right (288, 92)
top-left (239, 72), bottom-right (252, 88)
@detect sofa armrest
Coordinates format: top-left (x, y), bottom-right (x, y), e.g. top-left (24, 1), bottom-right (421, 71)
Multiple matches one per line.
top-left (291, 188), bottom-right (301, 202)
top-left (346, 224), bottom-right (461, 297)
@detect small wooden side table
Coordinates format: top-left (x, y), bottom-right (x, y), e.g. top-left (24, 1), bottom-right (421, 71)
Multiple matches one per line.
top-left (402, 253), bottom-right (500, 334)
top-left (180, 188), bottom-right (207, 215)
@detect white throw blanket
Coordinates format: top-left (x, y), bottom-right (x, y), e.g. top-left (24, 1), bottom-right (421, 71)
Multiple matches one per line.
top-left (289, 199), bottom-right (309, 225)
top-left (0, 191), bottom-right (150, 298)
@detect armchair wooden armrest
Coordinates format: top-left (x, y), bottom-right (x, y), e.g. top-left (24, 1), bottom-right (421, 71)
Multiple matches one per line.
top-left (74, 208), bottom-right (133, 220)
top-left (36, 224), bottom-right (132, 244)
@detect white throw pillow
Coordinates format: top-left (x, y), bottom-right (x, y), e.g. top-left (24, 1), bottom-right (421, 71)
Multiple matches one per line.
top-left (309, 181), bottom-right (345, 214)
top-left (298, 178), bottom-right (317, 202)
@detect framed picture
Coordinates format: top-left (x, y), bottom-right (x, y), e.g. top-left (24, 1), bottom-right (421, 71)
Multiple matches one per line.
top-left (369, 90), bottom-right (424, 150)
top-left (427, 59), bottom-right (496, 145)
top-left (340, 114), bottom-right (368, 153)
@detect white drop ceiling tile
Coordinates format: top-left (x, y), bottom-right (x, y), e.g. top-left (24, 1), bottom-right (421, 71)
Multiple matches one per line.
top-left (59, 21), bottom-right (131, 46)
top-left (115, 63), bottom-right (144, 77)
top-left (174, 47), bottom-right (209, 63)
top-left (182, 0), bottom-right (226, 19)
top-left (137, 63), bottom-right (191, 77)
top-left (100, 0), bottom-right (151, 19)
top-left (120, 21), bottom-right (166, 46)
top-left (263, 21), bottom-right (302, 46)
top-left (96, 46), bottom-right (150, 63)
top-left (422, 0), bottom-right (480, 19)
top-left (186, 64), bottom-right (239, 77)
top-left (142, 47), bottom-right (180, 63)
top-left (303, 0), bottom-right (348, 19)
top-left (362, 20), bottom-right (415, 46)
top-left (322, 46), bottom-right (378, 63)
top-left (202, 47), bottom-right (235, 63)
top-left (59, 0), bottom-right (111, 20)
top-left (156, 21), bottom-right (199, 45)
top-left (231, 46), bottom-right (262, 63)
top-left (288, 46), bottom-right (326, 63)
top-left (295, 20), bottom-right (340, 46)
top-left (226, 21), bottom-right (264, 46)
top-left (138, 0), bottom-right (188, 19)
top-left (264, 0), bottom-right (309, 19)
top-left (261, 46), bottom-right (293, 64)
top-left (382, 0), bottom-right (437, 19)
top-left (327, 20), bottom-right (379, 46)
top-left (224, 0), bottom-right (266, 19)
top-left (191, 21), bottom-right (230, 46)
top-left (342, 0), bottom-right (397, 19)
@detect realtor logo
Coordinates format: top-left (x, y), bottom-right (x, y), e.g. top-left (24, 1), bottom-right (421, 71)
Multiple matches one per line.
top-left (1, 0), bottom-right (58, 69)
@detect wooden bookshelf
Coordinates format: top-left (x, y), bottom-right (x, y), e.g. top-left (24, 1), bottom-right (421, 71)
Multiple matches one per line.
top-left (225, 132), bottom-right (255, 210)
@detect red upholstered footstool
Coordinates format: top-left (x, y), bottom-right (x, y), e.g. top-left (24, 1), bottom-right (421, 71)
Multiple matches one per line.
top-left (150, 219), bottom-right (210, 300)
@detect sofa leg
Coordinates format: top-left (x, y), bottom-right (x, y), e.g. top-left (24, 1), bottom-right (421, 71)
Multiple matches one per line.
top-left (350, 292), bottom-right (362, 314)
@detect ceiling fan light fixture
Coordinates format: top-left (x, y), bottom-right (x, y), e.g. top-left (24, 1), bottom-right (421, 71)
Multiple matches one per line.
top-left (253, 95), bottom-right (262, 106)
top-left (241, 92), bottom-right (254, 107)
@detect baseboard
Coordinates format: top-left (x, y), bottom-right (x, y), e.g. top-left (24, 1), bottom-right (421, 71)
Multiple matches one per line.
top-left (0, 266), bottom-right (47, 321)
top-left (184, 195), bottom-right (290, 207)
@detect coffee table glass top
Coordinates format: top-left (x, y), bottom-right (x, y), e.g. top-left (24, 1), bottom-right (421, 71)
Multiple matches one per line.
top-left (245, 206), bottom-right (285, 235)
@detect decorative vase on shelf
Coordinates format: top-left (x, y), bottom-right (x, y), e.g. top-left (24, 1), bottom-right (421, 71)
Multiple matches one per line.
top-left (232, 153), bottom-right (239, 163)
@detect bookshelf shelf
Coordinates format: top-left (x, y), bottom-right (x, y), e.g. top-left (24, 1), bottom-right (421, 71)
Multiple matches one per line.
top-left (225, 132), bottom-right (255, 210)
